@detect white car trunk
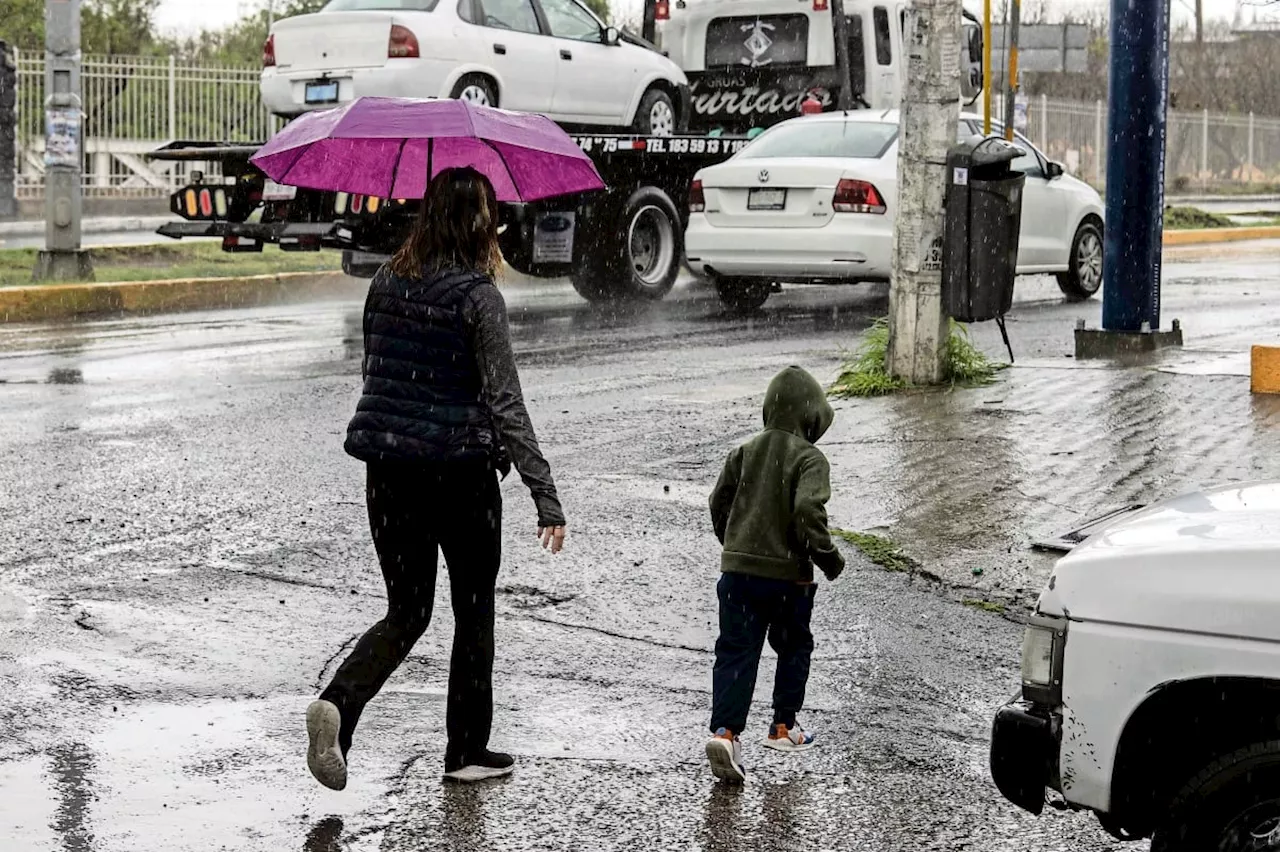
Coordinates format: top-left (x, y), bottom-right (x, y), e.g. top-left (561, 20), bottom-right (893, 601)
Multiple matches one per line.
top-left (273, 12), bottom-right (394, 71)
top-left (703, 158), bottom-right (882, 229)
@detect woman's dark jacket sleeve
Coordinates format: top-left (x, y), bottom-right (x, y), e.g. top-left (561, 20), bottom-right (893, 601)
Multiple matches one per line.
top-left (463, 280), bottom-right (566, 528)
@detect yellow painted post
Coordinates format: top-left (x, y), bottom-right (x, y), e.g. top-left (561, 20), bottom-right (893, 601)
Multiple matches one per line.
top-left (1251, 346), bottom-right (1280, 394)
top-left (983, 0), bottom-right (992, 134)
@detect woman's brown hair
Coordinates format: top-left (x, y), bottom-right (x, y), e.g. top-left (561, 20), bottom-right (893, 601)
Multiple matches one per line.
top-left (389, 167), bottom-right (502, 279)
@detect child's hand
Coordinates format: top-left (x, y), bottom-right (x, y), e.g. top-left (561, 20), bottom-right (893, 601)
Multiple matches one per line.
top-left (822, 562), bottom-right (845, 582)
top-left (538, 525), bottom-right (567, 555)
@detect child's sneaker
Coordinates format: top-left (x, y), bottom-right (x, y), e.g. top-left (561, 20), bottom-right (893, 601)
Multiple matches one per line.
top-left (763, 722), bottom-right (816, 752)
top-left (306, 699), bottom-right (348, 790)
top-left (705, 728), bottom-right (747, 783)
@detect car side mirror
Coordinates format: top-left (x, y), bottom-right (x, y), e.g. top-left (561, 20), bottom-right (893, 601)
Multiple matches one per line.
top-left (604, 26), bottom-right (620, 45)
top-left (1046, 160), bottom-right (1065, 179)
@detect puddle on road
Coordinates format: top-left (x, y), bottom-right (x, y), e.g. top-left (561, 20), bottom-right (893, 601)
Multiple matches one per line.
top-left (0, 696), bottom-right (379, 852)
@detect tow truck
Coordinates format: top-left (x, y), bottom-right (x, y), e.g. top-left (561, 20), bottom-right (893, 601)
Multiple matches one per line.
top-left (149, 0), bottom-right (984, 306)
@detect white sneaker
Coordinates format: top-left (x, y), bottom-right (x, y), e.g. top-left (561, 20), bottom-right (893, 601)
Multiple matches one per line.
top-left (762, 722), bottom-right (817, 752)
top-left (306, 700), bottom-right (348, 791)
top-left (706, 728), bottom-right (747, 783)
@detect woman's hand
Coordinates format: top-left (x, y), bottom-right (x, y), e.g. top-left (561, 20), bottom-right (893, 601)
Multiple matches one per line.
top-left (538, 526), bottom-right (566, 554)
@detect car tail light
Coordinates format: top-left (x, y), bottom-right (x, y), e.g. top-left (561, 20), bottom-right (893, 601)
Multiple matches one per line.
top-left (655, 0), bottom-right (670, 21)
top-left (688, 179), bottom-right (705, 213)
top-left (388, 25), bottom-right (420, 58)
top-left (813, 0), bottom-right (829, 10)
top-left (263, 34), bottom-right (276, 67)
top-left (833, 179), bottom-right (886, 213)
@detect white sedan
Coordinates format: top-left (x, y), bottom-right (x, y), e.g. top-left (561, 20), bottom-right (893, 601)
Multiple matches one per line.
top-left (261, 0), bottom-right (689, 135)
top-left (684, 110), bottom-right (1105, 311)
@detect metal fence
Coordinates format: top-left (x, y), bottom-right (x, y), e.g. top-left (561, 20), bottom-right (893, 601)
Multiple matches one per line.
top-left (10, 50), bottom-right (1280, 199)
top-left (1022, 95), bottom-right (1280, 192)
top-left (13, 50), bottom-right (277, 199)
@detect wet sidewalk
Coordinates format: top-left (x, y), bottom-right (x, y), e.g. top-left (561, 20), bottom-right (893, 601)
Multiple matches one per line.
top-left (823, 241), bottom-right (1280, 602)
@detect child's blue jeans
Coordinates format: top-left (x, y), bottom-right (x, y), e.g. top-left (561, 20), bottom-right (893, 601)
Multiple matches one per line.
top-left (710, 571), bottom-right (817, 735)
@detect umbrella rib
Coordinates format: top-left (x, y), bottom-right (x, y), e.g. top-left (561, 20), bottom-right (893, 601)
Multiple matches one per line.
top-left (479, 138), bottom-right (520, 202)
top-left (388, 137), bottom-right (409, 199)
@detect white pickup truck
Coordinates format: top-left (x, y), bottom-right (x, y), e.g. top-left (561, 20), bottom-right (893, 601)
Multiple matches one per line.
top-left (991, 481), bottom-right (1280, 851)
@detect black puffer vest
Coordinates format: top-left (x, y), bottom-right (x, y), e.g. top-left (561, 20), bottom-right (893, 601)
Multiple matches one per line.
top-left (344, 265), bottom-right (503, 467)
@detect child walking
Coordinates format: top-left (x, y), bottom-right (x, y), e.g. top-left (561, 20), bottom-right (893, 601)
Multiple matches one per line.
top-left (705, 366), bottom-right (845, 783)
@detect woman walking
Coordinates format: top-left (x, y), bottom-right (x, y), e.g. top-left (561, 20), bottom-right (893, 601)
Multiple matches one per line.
top-left (306, 167), bottom-right (567, 789)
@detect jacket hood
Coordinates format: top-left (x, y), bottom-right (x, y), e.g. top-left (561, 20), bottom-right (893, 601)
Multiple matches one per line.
top-left (762, 366), bottom-right (834, 443)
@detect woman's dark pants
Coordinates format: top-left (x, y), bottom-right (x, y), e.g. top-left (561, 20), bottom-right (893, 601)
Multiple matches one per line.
top-left (319, 461), bottom-right (502, 767)
top-left (710, 572), bottom-right (817, 735)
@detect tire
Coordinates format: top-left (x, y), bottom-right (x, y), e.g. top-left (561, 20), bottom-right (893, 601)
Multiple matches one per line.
top-left (715, 277), bottom-right (772, 313)
top-left (451, 75), bottom-right (497, 108)
top-left (1056, 217), bottom-right (1104, 301)
top-left (571, 186), bottom-right (682, 302)
top-left (1152, 740), bottom-right (1280, 852)
top-left (633, 88), bottom-right (676, 137)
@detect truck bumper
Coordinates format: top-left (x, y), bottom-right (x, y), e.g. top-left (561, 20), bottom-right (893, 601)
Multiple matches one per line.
top-left (990, 698), bottom-right (1060, 816)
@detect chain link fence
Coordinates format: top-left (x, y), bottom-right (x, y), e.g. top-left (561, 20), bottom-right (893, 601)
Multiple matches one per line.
top-left (9, 49), bottom-right (1280, 200)
top-left (1023, 95), bottom-right (1280, 193)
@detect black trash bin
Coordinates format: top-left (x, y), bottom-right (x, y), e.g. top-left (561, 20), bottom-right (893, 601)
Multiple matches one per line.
top-left (942, 135), bottom-right (1026, 324)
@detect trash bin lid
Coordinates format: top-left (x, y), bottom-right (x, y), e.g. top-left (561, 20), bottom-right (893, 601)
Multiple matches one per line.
top-left (964, 135), bottom-right (1025, 166)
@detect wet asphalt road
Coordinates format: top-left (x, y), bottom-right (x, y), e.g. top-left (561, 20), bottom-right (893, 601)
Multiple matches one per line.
top-left (4, 243), bottom-right (1280, 851)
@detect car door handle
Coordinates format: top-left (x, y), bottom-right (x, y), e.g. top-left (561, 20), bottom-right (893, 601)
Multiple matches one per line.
top-left (493, 43), bottom-right (507, 55)
top-left (560, 49), bottom-right (573, 60)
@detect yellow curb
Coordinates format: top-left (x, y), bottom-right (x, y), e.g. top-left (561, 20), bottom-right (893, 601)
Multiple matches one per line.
top-left (0, 271), bottom-right (360, 324)
top-left (1252, 345), bottom-right (1280, 395)
top-left (1164, 225), bottom-right (1280, 246)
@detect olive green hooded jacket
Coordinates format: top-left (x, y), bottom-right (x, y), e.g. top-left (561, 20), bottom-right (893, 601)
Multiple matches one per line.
top-left (709, 366), bottom-right (846, 583)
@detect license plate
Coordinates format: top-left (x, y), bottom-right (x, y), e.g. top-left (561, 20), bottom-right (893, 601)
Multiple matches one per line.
top-left (748, 188), bottom-right (787, 210)
top-left (304, 81), bottom-right (340, 104)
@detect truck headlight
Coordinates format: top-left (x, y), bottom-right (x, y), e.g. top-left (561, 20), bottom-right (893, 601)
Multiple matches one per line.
top-left (1020, 613), bottom-right (1067, 706)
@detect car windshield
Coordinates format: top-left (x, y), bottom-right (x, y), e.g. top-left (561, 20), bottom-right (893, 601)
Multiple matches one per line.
top-left (736, 121), bottom-right (898, 160)
top-left (321, 0), bottom-right (440, 10)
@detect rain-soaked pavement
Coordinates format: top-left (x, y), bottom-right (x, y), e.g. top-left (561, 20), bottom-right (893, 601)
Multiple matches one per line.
top-left (3, 241), bottom-right (1280, 851)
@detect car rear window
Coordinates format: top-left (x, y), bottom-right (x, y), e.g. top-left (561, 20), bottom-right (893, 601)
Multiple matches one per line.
top-left (737, 121), bottom-right (898, 160)
top-left (321, 0), bottom-right (440, 10)
top-left (705, 14), bottom-right (809, 68)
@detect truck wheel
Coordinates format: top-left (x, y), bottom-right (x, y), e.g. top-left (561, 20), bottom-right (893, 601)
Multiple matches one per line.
top-left (568, 270), bottom-right (614, 303)
top-left (715, 277), bottom-right (771, 313)
top-left (451, 75), bottom-right (497, 108)
top-left (619, 187), bottom-right (681, 300)
top-left (1152, 740), bottom-right (1280, 852)
top-left (633, 88), bottom-right (676, 137)
top-left (342, 250), bottom-right (386, 279)
top-left (1056, 217), bottom-right (1104, 301)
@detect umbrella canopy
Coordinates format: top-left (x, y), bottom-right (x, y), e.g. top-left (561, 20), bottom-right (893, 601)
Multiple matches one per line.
top-left (250, 97), bottom-right (604, 203)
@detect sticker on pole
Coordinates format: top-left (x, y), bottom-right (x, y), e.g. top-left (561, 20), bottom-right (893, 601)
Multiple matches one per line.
top-left (953, 167), bottom-right (969, 186)
top-left (921, 234), bottom-right (944, 272)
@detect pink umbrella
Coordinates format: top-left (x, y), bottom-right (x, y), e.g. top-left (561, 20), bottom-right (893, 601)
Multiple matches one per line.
top-left (250, 97), bottom-right (605, 203)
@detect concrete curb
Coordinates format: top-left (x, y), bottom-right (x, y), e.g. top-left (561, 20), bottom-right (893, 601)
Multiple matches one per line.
top-left (0, 271), bottom-right (363, 324)
top-left (0, 216), bottom-right (173, 238)
top-left (1163, 225), bottom-right (1280, 246)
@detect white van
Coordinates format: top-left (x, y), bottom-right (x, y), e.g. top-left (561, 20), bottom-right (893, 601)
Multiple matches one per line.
top-left (657, 0), bottom-right (983, 132)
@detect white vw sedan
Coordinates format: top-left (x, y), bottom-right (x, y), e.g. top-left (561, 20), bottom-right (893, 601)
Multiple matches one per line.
top-left (261, 0), bottom-right (689, 135)
top-left (684, 110), bottom-right (1105, 311)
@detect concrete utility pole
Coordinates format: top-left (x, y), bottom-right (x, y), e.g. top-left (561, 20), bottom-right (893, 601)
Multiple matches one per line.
top-left (35, 0), bottom-right (93, 281)
top-left (887, 0), bottom-right (962, 384)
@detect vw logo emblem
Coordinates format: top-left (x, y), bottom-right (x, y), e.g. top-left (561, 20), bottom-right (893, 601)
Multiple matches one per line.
top-left (758, 169), bottom-right (770, 183)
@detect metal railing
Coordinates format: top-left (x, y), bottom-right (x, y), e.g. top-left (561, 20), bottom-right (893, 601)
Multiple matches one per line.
top-left (13, 50), bottom-right (278, 199)
top-left (1023, 95), bottom-right (1280, 193)
top-left (10, 50), bottom-right (1280, 199)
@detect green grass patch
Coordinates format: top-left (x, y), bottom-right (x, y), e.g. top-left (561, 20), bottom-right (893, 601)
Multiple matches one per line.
top-left (963, 598), bottom-right (1007, 614)
top-left (828, 317), bottom-right (1006, 399)
top-left (0, 242), bottom-right (340, 287)
top-left (1163, 206), bottom-right (1235, 230)
top-left (832, 529), bottom-right (921, 573)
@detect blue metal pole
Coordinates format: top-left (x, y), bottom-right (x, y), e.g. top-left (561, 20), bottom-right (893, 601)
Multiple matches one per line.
top-left (1101, 0), bottom-right (1171, 332)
